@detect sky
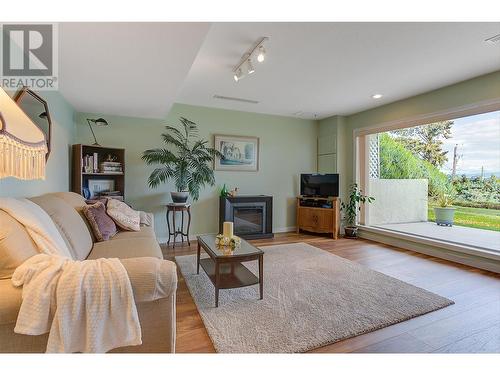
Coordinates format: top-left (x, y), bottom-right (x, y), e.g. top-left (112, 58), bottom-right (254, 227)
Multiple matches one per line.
top-left (440, 110), bottom-right (500, 177)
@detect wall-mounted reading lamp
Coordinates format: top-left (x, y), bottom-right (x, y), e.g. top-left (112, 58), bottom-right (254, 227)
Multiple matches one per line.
top-left (86, 118), bottom-right (109, 146)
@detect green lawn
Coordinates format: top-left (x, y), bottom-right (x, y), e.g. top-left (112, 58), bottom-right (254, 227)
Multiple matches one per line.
top-left (428, 205), bottom-right (500, 232)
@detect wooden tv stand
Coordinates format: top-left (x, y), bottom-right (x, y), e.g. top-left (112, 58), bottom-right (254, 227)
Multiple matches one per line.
top-left (296, 196), bottom-right (340, 239)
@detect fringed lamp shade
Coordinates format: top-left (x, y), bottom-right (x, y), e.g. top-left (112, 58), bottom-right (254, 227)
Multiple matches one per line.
top-left (0, 87), bottom-right (47, 179)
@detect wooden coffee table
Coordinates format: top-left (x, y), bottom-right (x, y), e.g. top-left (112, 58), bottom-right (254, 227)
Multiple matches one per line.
top-left (196, 234), bottom-right (264, 307)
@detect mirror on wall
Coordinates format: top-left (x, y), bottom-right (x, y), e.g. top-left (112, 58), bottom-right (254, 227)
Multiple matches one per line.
top-left (14, 86), bottom-right (52, 159)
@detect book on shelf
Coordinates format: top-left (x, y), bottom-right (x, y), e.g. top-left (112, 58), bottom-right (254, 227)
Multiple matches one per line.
top-left (99, 161), bottom-right (123, 173)
top-left (81, 153), bottom-right (103, 173)
top-left (82, 155), bottom-right (126, 173)
top-left (99, 190), bottom-right (121, 196)
top-left (99, 172), bottom-right (123, 175)
top-left (82, 154), bottom-right (98, 173)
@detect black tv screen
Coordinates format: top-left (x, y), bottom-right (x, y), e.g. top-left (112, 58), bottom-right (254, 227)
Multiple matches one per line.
top-left (300, 174), bottom-right (339, 197)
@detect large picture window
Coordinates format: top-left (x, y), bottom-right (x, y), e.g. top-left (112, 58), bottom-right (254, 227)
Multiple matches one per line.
top-left (357, 110), bottom-right (500, 253)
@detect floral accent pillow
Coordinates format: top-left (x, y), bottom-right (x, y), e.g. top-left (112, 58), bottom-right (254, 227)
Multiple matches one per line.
top-left (106, 199), bottom-right (141, 231)
top-left (82, 202), bottom-right (118, 241)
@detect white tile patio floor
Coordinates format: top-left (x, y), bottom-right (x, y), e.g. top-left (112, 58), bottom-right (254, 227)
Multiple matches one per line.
top-left (376, 221), bottom-right (500, 253)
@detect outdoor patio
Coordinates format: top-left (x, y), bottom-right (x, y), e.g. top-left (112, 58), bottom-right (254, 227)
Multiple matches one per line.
top-left (375, 222), bottom-right (500, 253)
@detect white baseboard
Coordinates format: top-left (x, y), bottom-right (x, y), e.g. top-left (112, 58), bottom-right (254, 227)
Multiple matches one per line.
top-left (274, 226), bottom-right (296, 233)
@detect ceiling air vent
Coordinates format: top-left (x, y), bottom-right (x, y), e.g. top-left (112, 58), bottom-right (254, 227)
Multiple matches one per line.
top-left (485, 34), bottom-right (500, 44)
top-left (213, 95), bottom-right (259, 104)
top-left (293, 111), bottom-right (318, 119)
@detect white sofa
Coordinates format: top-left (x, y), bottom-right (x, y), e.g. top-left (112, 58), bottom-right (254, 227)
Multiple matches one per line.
top-left (0, 192), bottom-right (177, 353)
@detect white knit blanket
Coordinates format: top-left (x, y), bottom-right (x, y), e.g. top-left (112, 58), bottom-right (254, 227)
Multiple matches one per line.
top-left (12, 254), bottom-right (141, 352)
top-left (0, 197), bottom-right (141, 353)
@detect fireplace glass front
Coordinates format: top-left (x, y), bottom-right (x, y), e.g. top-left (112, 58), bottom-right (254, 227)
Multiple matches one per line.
top-left (233, 205), bottom-right (265, 235)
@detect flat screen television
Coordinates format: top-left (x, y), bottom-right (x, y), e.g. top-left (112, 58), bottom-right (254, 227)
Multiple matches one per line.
top-left (300, 173), bottom-right (339, 197)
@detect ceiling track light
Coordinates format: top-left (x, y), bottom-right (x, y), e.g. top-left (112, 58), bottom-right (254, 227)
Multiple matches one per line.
top-left (232, 36), bottom-right (268, 82)
top-left (485, 34), bottom-right (500, 44)
top-left (257, 45), bottom-right (266, 62)
top-left (247, 59), bottom-right (255, 74)
top-left (233, 68), bottom-right (243, 82)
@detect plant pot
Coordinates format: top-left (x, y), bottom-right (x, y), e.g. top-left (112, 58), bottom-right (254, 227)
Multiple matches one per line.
top-left (433, 207), bottom-right (455, 227)
top-left (344, 226), bottom-right (358, 238)
top-left (171, 191), bottom-right (189, 204)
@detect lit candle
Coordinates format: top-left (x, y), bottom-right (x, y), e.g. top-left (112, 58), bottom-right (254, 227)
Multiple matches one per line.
top-left (223, 221), bottom-right (234, 238)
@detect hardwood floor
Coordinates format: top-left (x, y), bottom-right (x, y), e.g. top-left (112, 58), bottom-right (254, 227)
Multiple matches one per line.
top-left (161, 232), bottom-right (500, 353)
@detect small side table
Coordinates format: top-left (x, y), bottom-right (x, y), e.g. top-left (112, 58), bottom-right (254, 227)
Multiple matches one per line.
top-left (166, 203), bottom-right (191, 248)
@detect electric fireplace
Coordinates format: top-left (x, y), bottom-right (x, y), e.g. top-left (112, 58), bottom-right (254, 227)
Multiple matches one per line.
top-left (219, 196), bottom-right (273, 239)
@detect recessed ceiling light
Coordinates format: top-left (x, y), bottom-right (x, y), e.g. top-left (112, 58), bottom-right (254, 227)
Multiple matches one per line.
top-left (372, 94), bottom-right (383, 99)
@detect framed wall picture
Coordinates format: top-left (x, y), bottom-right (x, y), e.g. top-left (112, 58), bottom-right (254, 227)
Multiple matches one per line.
top-left (214, 134), bottom-right (259, 171)
top-left (88, 179), bottom-right (115, 198)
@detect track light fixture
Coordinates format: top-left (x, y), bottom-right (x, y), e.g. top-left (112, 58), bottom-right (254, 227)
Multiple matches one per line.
top-left (257, 45), bottom-right (266, 62)
top-left (233, 68), bottom-right (243, 82)
top-left (247, 59), bottom-right (255, 74)
top-left (232, 36), bottom-right (268, 82)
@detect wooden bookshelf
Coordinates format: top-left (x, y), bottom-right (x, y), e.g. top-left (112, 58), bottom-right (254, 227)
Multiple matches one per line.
top-left (72, 144), bottom-right (125, 200)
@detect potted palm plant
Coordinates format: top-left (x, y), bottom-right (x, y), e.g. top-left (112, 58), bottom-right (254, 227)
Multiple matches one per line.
top-left (432, 188), bottom-right (456, 226)
top-left (340, 183), bottom-right (374, 238)
top-left (142, 117), bottom-right (223, 203)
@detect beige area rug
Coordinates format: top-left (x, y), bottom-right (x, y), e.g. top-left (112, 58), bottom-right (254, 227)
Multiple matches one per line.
top-left (175, 242), bottom-right (453, 353)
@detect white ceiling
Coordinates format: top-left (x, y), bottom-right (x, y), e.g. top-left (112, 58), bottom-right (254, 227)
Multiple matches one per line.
top-left (58, 22), bottom-right (500, 120)
top-left (59, 22), bottom-right (210, 118)
top-left (177, 22), bottom-right (500, 119)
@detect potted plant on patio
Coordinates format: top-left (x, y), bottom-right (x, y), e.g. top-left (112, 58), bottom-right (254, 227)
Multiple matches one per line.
top-left (142, 117), bottom-right (223, 203)
top-left (341, 183), bottom-right (375, 239)
top-left (432, 189), bottom-right (456, 227)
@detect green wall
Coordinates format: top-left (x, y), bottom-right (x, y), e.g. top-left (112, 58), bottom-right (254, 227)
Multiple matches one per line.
top-left (317, 115), bottom-right (349, 200)
top-left (0, 91), bottom-right (76, 197)
top-left (322, 70), bottom-right (500, 202)
top-left (75, 104), bottom-right (318, 240)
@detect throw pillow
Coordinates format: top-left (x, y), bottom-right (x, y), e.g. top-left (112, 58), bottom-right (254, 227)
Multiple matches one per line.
top-left (82, 202), bottom-right (118, 241)
top-left (86, 197), bottom-right (109, 206)
top-left (0, 210), bottom-right (38, 279)
top-left (139, 211), bottom-right (153, 227)
top-left (107, 199), bottom-right (141, 231)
